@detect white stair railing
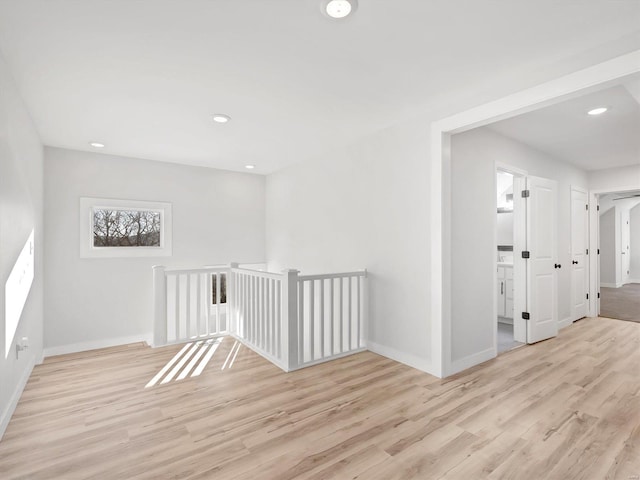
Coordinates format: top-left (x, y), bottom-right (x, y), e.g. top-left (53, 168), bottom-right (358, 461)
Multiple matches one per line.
top-left (153, 264), bottom-right (367, 371)
top-left (296, 270), bottom-right (368, 369)
top-left (152, 265), bottom-right (229, 347)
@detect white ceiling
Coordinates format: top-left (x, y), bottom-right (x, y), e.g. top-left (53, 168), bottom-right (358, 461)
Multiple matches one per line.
top-left (0, 1), bottom-right (639, 174)
top-left (488, 81), bottom-right (640, 171)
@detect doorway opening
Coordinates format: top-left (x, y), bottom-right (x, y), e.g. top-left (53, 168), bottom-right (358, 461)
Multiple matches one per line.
top-left (495, 169), bottom-right (524, 354)
top-left (596, 190), bottom-right (640, 323)
top-left (431, 51), bottom-right (640, 378)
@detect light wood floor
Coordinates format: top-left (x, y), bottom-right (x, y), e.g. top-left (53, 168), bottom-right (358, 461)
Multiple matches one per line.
top-left (601, 282), bottom-right (640, 323)
top-left (1, 317), bottom-right (639, 479)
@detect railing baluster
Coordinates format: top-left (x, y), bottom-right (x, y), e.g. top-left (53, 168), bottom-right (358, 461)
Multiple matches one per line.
top-left (329, 278), bottom-right (334, 356)
top-left (241, 274), bottom-right (246, 338)
top-left (357, 275), bottom-right (361, 349)
top-left (276, 279), bottom-right (281, 359)
top-left (339, 277), bottom-right (343, 353)
top-left (187, 274), bottom-right (193, 338)
top-left (348, 275), bottom-right (352, 350)
top-left (267, 278), bottom-right (272, 355)
top-left (258, 278), bottom-right (265, 350)
top-left (263, 277), bottom-right (268, 350)
top-left (298, 280), bottom-right (305, 365)
top-left (175, 274), bottom-right (181, 341)
top-left (196, 273), bottom-right (201, 338)
top-left (215, 273), bottom-right (221, 334)
top-left (252, 276), bottom-right (257, 344)
top-left (309, 280), bottom-right (315, 361)
top-left (320, 279), bottom-right (324, 359)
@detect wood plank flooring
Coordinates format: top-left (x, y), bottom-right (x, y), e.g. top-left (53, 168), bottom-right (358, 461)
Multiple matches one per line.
top-left (1, 317), bottom-right (639, 479)
top-left (601, 283), bottom-right (640, 323)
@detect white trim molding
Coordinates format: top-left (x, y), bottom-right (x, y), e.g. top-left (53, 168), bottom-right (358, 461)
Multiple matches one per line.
top-left (449, 348), bottom-right (495, 377)
top-left (79, 197), bottom-right (172, 258)
top-left (366, 340), bottom-right (433, 375)
top-left (558, 316), bottom-right (573, 330)
top-left (43, 333), bottom-right (152, 358)
top-left (0, 354), bottom-right (36, 440)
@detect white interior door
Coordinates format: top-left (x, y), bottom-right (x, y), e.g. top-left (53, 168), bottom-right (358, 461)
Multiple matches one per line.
top-left (621, 210), bottom-right (630, 284)
top-left (526, 175), bottom-right (558, 344)
top-left (513, 175), bottom-right (527, 343)
top-left (570, 187), bottom-right (588, 321)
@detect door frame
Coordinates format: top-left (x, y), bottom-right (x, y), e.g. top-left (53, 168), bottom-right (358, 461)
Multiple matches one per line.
top-left (430, 50), bottom-right (640, 378)
top-left (494, 163), bottom-right (528, 349)
top-left (570, 185), bottom-right (589, 322)
top-left (589, 186), bottom-right (640, 317)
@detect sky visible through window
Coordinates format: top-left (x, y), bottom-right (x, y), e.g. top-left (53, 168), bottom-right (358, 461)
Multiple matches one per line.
top-left (93, 209), bottom-right (161, 247)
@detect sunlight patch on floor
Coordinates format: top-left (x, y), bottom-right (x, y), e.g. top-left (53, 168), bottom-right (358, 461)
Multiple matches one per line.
top-left (145, 337), bottom-right (223, 388)
top-left (221, 341), bottom-right (240, 370)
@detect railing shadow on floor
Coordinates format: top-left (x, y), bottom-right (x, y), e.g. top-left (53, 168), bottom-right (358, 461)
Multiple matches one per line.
top-left (152, 263), bottom-right (368, 372)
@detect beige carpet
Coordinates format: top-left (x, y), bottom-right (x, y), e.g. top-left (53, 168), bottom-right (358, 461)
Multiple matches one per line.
top-left (600, 283), bottom-right (640, 323)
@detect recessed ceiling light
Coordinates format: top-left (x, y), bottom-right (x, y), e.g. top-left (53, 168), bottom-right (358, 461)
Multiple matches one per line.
top-left (212, 114), bottom-right (231, 123)
top-left (324, 0), bottom-right (357, 19)
top-left (89, 142), bottom-right (105, 148)
top-left (245, 165), bottom-right (255, 170)
top-left (587, 107), bottom-right (608, 116)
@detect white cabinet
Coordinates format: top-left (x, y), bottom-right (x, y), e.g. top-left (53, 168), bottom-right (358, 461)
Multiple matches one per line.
top-left (497, 265), bottom-right (514, 320)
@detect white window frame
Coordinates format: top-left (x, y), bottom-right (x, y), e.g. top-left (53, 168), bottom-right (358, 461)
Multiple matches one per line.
top-left (80, 197), bottom-right (173, 258)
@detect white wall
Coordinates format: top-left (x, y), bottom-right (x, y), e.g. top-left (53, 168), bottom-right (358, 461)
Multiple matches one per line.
top-left (266, 119), bottom-right (433, 371)
top-left (497, 212), bottom-right (514, 246)
top-left (263, 51), bottom-right (638, 376)
top-left (589, 165), bottom-right (640, 191)
top-left (450, 127), bottom-right (588, 363)
top-left (0, 54), bottom-right (44, 438)
top-left (600, 208), bottom-right (617, 286)
top-left (631, 204), bottom-right (640, 282)
top-left (44, 147), bottom-right (265, 355)
top-left (598, 197), bottom-right (640, 287)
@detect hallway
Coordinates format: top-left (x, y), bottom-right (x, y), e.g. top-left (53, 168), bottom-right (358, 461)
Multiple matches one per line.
top-left (600, 283), bottom-right (640, 323)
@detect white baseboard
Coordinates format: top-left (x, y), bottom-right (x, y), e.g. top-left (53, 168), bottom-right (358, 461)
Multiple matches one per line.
top-left (558, 316), bottom-right (573, 329)
top-left (43, 333), bottom-right (152, 358)
top-left (600, 282), bottom-right (623, 288)
top-left (366, 340), bottom-right (434, 376)
top-left (0, 353), bottom-right (36, 440)
top-left (448, 347), bottom-right (495, 377)
top-left (626, 278), bottom-right (640, 284)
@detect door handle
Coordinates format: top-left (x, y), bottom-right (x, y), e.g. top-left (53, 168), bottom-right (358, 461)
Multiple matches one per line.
top-left (501, 282), bottom-right (504, 295)
top-left (572, 260), bottom-right (578, 265)
top-left (554, 264), bottom-right (562, 269)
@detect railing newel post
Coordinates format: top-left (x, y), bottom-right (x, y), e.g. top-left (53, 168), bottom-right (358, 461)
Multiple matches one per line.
top-left (228, 263), bottom-right (239, 334)
top-left (281, 269), bottom-right (300, 372)
top-left (152, 265), bottom-right (167, 347)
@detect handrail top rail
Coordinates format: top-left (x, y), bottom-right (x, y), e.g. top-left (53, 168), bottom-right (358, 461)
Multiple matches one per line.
top-left (231, 266), bottom-right (283, 280)
top-left (163, 266), bottom-right (229, 275)
top-left (298, 270), bottom-right (367, 281)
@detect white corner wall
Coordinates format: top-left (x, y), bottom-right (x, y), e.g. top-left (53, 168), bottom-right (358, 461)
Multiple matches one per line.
top-left (630, 204), bottom-right (640, 282)
top-left (266, 119), bottom-right (433, 372)
top-left (599, 208), bottom-right (617, 286)
top-left (44, 147), bottom-right (266, 355)
top-left (450, 127), bottom-right (588, 364)
top-left (588, 165), bottom-right (640, 191)
top-left (0, 54), bottom-right (44, 438)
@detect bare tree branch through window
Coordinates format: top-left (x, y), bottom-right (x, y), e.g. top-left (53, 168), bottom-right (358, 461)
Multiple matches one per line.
top-left (93, 209), bottom-right (161, 247)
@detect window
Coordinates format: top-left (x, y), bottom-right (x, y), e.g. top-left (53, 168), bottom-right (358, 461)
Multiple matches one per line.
top-left (93, 209), bottom-right (161, 247)
top-left (80, 197), bottom-right (172, 258)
